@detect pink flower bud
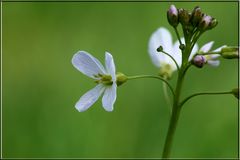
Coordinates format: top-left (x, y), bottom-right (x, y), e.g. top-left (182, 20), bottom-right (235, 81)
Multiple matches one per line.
top-left (167, 5), bottom-right (179, 27)
top-left (192, 55), bottom-right (207, 68)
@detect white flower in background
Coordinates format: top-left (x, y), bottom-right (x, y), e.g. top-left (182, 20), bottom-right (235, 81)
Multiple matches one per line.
top-left (72, 51), bottom-right (117, 112)
top-left (148, 27), bottom-right (198, 77)
top-left (148, 27), bottom-right (226, 73)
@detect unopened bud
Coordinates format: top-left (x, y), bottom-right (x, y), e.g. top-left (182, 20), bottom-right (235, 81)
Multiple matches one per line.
top-left (179, 44), bottom-right (185, 50)
top-left (198, 14), bottom-right (212, 31)
top-left (190, 6), bottom-right (202, 27)
top-left (208, 18), bottom-right (218, 29)
top-left (221, 46), bottom-right (239, 59)
top-left (192, 55), bottom-right (206, 68)
top-left (116, 72), bottom-right (127, 86)
top-left (178, 8), bottom-right (190, 26)
top-left (167, 5), bottom-right (179, 27)
top-left (232, 88), bottom-right (239, 99)
top-left (157, 45), bottom-right (163, 52)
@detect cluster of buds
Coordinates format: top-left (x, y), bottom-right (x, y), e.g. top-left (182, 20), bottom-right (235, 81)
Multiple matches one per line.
top-left (167, 5), bottom-right (218, 33)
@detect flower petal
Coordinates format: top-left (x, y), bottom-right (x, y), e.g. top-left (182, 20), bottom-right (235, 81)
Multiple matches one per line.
top-left (188, 43), bottom-right (199, 61)
top-left (213, 45), bottom-right (227, 52)
top-left (75, 84), bottom-right (105, 112)
top-left (148, 27), bottom-right (173, 67)
top-left (207, 60), bottom-right (220, 67)
top-left (209, 54), bottom-right (221, 60)
top-left (105, 52), bottom-right (116, 81)
top-left (102, 83), bottom-right (117, 112)
top-left (200, 41), bottom-right (214, 53)
top-left (72, 51), bottom-right (106, 78)
top-left (172, 38), bottom-right (184, 67)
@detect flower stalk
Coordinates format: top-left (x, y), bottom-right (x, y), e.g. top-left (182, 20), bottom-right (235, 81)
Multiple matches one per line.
top-left (127, 75), bottom-right (175, 97)
top-left (162, 66), bottom-right (185, 158)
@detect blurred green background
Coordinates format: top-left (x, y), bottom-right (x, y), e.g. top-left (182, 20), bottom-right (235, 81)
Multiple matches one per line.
top-left (3, 2), bottom-right (238, 158)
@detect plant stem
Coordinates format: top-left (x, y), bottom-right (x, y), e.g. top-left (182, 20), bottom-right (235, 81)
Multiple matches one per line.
top-left (162, 68), bottom-right (185, 158)
top-left (162, 81), bottom-right (172, 113)
top-left (174, 27), bottom-right (183, 46)
top-left (179, 91), bottom-right (232, 108)
top-left (127, 75), bottom-right (175, 97)
top-left (162, 37), bottom-right (192, 158)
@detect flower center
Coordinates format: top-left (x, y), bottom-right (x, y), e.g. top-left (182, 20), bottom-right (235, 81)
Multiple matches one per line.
top-left (159, 63), bottom-right (174, 79)
top-left (94, 74), bottom-right (113, 85)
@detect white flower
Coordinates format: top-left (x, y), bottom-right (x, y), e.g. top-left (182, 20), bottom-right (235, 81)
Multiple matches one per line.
top-left (148, 27), bottom-right (198, 76)
top-left (72, 51), bottom-right (117, 112)
top-left (148, 27), bottom-right (226, 71)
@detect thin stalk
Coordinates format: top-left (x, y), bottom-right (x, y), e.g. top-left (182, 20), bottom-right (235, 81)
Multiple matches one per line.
top-left (160, 50), bottom-right (180, 71)
top-left (127, 75), bottom-right (175, 97)
top-left (174, 27), bottom-right (183, 46)
top-left (190, 31), bottom-right (204, 52)
top-left (162, 81), bottom-right (172, 113)
top-left (179, 91), bottom-right (232, 108)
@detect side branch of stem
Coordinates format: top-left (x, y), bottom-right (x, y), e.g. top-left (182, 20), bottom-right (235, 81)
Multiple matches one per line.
top-left (127, 75), bottom-right (175, 97)
top-left (179, 91), bottom-right (233, 107)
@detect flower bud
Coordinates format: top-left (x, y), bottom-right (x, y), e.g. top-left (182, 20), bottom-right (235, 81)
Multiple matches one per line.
top-left (179, 44), bottom-right (185, 50)
top-left (221, 46), bottom-right (239, 59)
top-left (198, 14), bottom-right (212, 31)
top-left (178, 8), bottom-right (190, 26)
top-left (157, 45), bottom-right (163, 52)
top-left (116, 72), bottom-right (127, 86)
top-left (167, 5), bottom-right (179, 27)
top-left (190, 6), bottom-right (202, 27)
top-left (192, 55), bottom-right (206, 68)
top-left (232, 88), bottom-right (239, 99)
top-left (208, 18), bottom-right (218, 29)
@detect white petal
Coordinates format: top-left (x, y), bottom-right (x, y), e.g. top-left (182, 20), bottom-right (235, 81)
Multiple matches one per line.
top-left (213, 45), bottom-right (227, 52)
top-left (172, 39), bottom-right (183, 67)
top-left (209, 54), bottom-right (220, 60)
top-left (188, 43), bottom-right (199, 61)
top-left (72, 51), bottom-right (106, 78)
top-left (207, 60), bottom-right (220, 67)
top-left (148, 27), bottom-right (173, 67)
top-left (105, 52), bottom-right (116, 81)
top-left (75, 84), bottom-right (105, 112)
top-left (200, 41), bottom-right (214, 53)
top-left (102, 83), bottom-right (117, 112)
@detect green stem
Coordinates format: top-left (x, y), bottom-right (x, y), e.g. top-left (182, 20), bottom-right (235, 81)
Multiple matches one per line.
top-left (162, 67), bottom-right (185, 158)
top-left (190, 31), bottom-right (203, 52)
top-left (179, 91), bottom-right (232, 108)
top-left (162, 38), bottom-right (192, 158)
top-left (174, 27), bottom-right (183, 46)
top-left (127, 75), bottom-right (175, 97)
top-left (162, 81), bottom-right (172, 113)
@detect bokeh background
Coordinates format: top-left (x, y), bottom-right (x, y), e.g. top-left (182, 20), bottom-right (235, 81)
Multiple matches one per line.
top-left (2, 1), bottom-right (238, 158)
